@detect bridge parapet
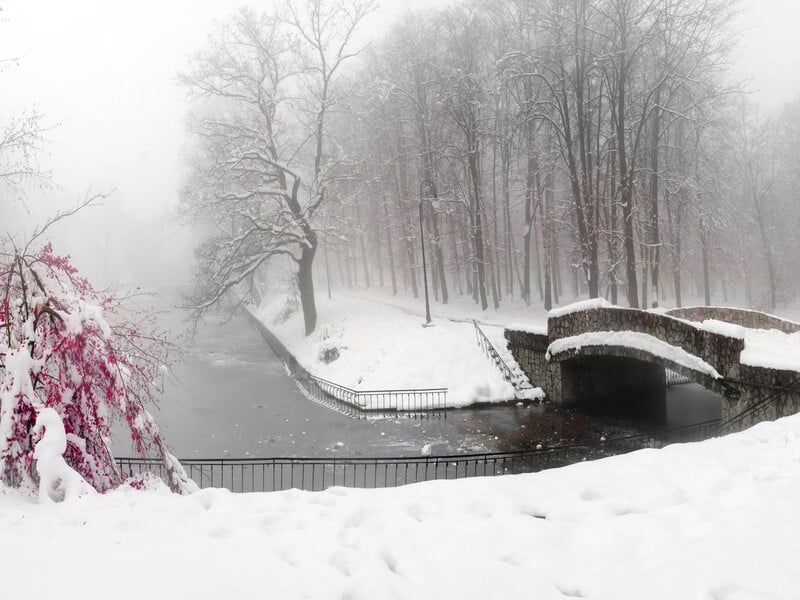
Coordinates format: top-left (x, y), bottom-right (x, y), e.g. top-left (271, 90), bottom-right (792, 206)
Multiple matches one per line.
top-left (505, 302), bottom-right (800, 428)
top-left (548, 306), bottom-right (745, 379)
top-left (665, 306), bottom-right (800, 334)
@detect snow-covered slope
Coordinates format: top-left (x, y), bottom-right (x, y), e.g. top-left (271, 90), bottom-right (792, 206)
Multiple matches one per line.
top-left (256, 294), bottom-right (516, 407)
top-left (3, 416), bottom-right (800, 599)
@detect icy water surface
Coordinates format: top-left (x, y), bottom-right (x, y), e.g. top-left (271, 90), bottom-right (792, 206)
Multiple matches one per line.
top-left (114, 304), bottom-right (721, 459)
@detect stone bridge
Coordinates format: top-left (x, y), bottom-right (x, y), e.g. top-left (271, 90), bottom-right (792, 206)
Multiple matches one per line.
top-left (505, 301), bottom-right (800, 429)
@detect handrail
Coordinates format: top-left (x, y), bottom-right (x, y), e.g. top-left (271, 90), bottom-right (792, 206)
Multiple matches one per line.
top-left (665, 369), bottom-right (693, 386)
top-left (311, 374), bottom-right (447, 395)
top-left (473, 320), bottom-right (536, 397)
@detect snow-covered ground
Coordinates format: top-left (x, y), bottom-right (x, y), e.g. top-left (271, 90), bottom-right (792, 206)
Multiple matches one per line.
top-left (256, 288), bottom-right (800, 410)
top-left (335, 286), bottom-right (551, 332)
top-left (740, 328), bottom-right (800, 372)
top-left (4, 415), bottom-right (800, 599)
top-left (256, 294), bottom-right (519, 407)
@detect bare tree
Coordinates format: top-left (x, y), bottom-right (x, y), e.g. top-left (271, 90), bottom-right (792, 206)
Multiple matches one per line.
top-left (180, 2), bottom-right (374, 335)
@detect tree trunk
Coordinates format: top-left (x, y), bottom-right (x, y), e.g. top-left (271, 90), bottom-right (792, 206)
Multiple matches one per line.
top-left (298, 239), bottom-right (318, 335)
top-left (648, 90), bottom-right (661, 307)
top-left (482, 192), bottom-right (500, 310)
top-left (383, 200), bottom-right (398, 296)
top-left (700, 216), bottom-right (711, 306)
top-left (753, 196), bottom-right (778, 310)
top-left (323, 243), bottom-right (332, 300)
top-left (540, 172), bottom-right (553, 311)
top-left (615, 22), bottom-right (639, 308)
top-left (523, 142), bottom-right (534, 305)
top-left (468, 134), bottom-right (488, 310)
top-left (355, 202), bottom-right (371, 289)
top-left (502, 141), bottom-right (514, 297)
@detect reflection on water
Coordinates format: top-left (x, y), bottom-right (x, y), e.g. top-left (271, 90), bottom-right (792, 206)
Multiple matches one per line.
top-left (667, 383), bottom-right (722, 426)
top-left (113, 304), bottom-right (723, 459)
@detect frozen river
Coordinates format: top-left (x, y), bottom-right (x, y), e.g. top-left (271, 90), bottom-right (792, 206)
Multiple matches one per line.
top-left (114, 304), bottom-right (721, 459)
top-left (115, 308), bottom-right (554, 458)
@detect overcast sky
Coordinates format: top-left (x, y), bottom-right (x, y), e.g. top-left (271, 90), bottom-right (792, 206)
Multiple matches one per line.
top-left (1, 0), bottom-right (798, 289)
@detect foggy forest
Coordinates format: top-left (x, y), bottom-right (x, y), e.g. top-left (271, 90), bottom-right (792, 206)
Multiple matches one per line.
top-left (3, 1), bottom-right (800, 599)
top-left (177, 0), bottom-right (799, 337)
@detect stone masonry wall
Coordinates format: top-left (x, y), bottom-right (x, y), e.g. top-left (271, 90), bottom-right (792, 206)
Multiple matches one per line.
top-left (507, 306), bottom-right (800, 426)
top-left (504, 330), bottom-right (561, 402)
top-left (723, 365), bottom-right (800, 426)
top-left (548, 307), bottom-right (745, 379)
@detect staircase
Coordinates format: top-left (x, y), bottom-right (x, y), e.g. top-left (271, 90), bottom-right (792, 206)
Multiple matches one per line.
top-left (473, 320), bottom-right (541, 401)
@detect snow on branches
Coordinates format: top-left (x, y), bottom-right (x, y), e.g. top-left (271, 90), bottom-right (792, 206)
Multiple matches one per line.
top-left (0, 243), bottom-right (197, 497)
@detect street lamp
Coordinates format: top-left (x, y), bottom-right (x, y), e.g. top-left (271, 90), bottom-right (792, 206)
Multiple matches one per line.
top-left (418, 180), bottom-right (468, 327)
top-left (419, 179), bottom-right (435, 327)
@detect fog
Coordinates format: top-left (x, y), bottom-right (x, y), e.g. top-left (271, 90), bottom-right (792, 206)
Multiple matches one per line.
top-left (1, 0), bottom-right (799, 300)
top-left (0, 0), bottom-right (446, 289)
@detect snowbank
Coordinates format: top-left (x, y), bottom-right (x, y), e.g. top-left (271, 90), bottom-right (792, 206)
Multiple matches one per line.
top-left (546, 331), bottom-right (722, 379)
top-left (3, 415), bottom-right (800, 599)
top-left (548, 297), bottom-right (613, 318)
top-left (741, 328), bottom-right (800, 372)
top-left (699, 319), bottom-right (746, 340)
top-left (255, 295), bottom-right (516, 408)
top-left (32, 408), bottom-right (95, 503)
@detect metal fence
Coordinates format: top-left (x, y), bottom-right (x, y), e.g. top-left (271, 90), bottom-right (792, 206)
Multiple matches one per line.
top-left (665, 369), bottom-right (694, 386)
top-left (308, 375), bottom-right (447, 414)
top-left (117, 419), bottom-right (721, 493)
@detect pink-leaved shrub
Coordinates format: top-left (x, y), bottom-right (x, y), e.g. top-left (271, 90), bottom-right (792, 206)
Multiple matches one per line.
top-left (0, 243), bottom-right (196, 495)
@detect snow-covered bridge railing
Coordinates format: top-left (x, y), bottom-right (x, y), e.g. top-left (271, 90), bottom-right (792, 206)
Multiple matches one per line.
top-left (665, 306), bottom-right (800, 334)
top-left (506, 299), bottom-right (800, 426)
top-left (472, 320), bottom-right (540, 401)
top-left (547, 300), bottom-right (745, 381)
top-left (116, 419), bottom-right (722, 493)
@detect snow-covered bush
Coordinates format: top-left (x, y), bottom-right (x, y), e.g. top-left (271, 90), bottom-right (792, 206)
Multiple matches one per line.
top-left (0, 243), bottom-right (196, 496)
top-left (318, 344), bottom-right (340, 365)
top-left (273, 294), bottom-right (299, 325)
top-left (316, 328), bottom-right (343, 364)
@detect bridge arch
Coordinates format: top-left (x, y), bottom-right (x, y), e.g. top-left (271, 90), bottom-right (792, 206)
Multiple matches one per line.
top-left (548, 303), bottom-right (745, 380)
top-left (547, 339), bottom-right (731, 400)
top-left (505, 301), bottom-right (800, 430)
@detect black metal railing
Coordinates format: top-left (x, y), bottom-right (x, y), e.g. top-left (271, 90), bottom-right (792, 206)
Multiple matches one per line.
top-left (473, 320), bottom-right (537, 400)
top-left (665, 369), bottom-right (693, 386)
top-left (299, 373), bottom-right (448, 417)
top-left (117, 418), bottom-right (721, 494)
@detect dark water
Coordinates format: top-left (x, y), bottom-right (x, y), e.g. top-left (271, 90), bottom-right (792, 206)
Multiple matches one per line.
top-left (114, 307), bottom-right (721, 459)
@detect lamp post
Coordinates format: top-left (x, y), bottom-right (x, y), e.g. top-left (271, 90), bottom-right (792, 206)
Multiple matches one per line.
top-left (419, 180), bottom-right (468, 327)
top-left (419, 180), bottom-right (434, 327)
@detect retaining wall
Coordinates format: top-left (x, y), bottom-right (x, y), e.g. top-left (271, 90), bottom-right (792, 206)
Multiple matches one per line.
top-left (504, 330), bottom-right (561, 402)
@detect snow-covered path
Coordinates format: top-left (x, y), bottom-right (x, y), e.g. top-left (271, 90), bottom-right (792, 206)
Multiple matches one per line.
top-left (4, 415), bottom-right (800, 599)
